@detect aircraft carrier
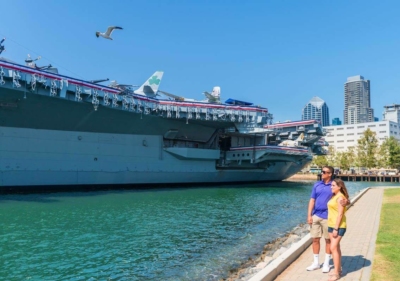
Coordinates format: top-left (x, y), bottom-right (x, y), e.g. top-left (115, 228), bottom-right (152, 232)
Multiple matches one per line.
top-left (0, 39), bottom-right (326, 192)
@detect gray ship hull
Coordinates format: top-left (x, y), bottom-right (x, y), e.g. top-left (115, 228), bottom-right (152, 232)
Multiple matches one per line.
top-left (0, 126), bottom-right (300, 188)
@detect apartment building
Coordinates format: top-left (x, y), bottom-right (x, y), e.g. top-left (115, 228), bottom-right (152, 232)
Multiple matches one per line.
top-left (344, 75), bottom-right (374, 124)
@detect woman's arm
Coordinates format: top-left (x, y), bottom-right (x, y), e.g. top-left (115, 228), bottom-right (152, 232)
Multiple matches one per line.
top-left (333, 196), bottom-right (345, 237)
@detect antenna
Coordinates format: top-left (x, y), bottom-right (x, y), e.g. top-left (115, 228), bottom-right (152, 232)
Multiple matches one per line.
top-left (0, 38), bottom-right (5, 55)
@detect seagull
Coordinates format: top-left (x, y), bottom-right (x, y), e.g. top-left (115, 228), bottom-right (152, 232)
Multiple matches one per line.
top-left (95, 26), bottom-right (123, 40)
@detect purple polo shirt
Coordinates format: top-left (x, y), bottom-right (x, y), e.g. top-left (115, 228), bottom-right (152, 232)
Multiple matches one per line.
top-left (310, 180), bottom-right (333, 219)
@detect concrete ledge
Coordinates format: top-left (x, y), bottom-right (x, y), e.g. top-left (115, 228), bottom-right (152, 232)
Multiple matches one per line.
top-left (349, 187), bottom-right (370, 208)
top-left (248, 187), bottom-right (370, 281)
top-left (249, 235), bottom-right (312, 281)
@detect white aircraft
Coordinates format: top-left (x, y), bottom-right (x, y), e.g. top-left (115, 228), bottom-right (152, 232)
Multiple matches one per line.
top-left (203, 86), bottom-right (221, 103)
top-left (95, 26), bottom-right (123, 40)
top-left (159, 86), bottom-right (222, 103)
top-left (133, 71), bottom-right (164, 97)
top-left (278, 133), bottom-right (305, 147)
top-left (122, 72), bottom-right (220, 104)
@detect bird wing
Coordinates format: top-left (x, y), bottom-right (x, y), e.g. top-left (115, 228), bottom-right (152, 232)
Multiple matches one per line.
top-left (105, 26), bottom-right (123, 36)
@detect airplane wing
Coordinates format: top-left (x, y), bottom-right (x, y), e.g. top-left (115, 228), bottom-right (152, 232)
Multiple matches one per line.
top-left (204, 91), bottom-right (221, 103)
top-left (159, 90), bottom-right (184, 101)
top-left (204, 91), bottom-right (212, 98)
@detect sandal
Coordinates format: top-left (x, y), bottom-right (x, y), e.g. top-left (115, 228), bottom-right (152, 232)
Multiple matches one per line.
top-left (328, 273), bottom-right (340, 281)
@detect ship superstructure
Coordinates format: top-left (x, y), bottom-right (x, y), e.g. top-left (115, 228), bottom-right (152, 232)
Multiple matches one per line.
top-left (0, 50), bottom-right (327, 191)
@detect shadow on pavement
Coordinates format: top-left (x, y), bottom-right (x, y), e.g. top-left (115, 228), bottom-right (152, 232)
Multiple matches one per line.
top-left (341, 255), bottom-right (371, 275)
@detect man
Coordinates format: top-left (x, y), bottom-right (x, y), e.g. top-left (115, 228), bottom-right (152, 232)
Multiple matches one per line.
top-left (306, 165), bottom-right (347, 273)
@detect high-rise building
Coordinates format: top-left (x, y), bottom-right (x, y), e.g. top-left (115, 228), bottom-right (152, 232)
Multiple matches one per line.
top-left (332, 117), bottom-right (342, 126)
top-left (344, 75), bottom-right (374, 124)
top-left (383, 104), bottom-right (400, 124)
top-left (302, 96), bottom-right (330, 126)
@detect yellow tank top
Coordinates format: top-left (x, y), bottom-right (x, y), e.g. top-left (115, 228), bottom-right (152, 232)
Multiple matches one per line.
top-left (327, 192), bottom-right (347, 228)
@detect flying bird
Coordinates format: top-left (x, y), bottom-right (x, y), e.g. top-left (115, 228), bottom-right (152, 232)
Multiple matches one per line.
top-left (95, 26), bottom-right (123, 40)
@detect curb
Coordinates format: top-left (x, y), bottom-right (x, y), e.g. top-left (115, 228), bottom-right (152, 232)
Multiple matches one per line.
top-left (248, 187), bottom-right (371, 281)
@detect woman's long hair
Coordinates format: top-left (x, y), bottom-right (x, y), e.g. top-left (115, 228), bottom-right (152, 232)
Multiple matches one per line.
top-left (333, 178), bottom-right (349, 199)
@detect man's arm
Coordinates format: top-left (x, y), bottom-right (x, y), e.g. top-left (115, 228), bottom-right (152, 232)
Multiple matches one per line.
top-left (307, 198), bottom-right (315, 224)
top-left (339, 197), bottom-right (350, 207)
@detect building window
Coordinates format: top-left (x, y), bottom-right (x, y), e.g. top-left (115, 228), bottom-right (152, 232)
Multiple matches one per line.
top-left (337, 128), bottom-right (344, 130)
top-left (379, 124), bottom-right (386, 126)
top-left (347, 133), bottom-right (354, 135)
top-left (347, 127), bottom-right (354, 129)
top-left (357, 126), bottom-right (365, 128)
top-left (347, 140), bottom-right (354, 142)
top-left (358, 133), bottom-right (363, 135)
top-left (368, 125), bottom-right (376, 127)
top-left (337, 134), bottom-right (344, 136)
top-left (379, 131), bottom-right (387, 133)
top-left (337, 140), bottom-right (344, 143)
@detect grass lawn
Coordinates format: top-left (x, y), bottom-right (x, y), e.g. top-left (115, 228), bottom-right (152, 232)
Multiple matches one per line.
top-left (371, 188), bottom-right (400, 281)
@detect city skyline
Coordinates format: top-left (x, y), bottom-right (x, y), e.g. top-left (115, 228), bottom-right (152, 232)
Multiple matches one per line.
top-left (301, 74), bottom-right (399, 126)
top-left (1, 1), bottom-right (400, 124)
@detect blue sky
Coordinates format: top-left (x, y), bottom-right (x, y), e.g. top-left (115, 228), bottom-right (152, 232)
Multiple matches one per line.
top-left (1, 0), bottom-right (400, 123)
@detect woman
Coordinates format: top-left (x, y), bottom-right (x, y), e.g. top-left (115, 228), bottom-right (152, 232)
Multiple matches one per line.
top-left (327, 178), bottom-right (349, 281)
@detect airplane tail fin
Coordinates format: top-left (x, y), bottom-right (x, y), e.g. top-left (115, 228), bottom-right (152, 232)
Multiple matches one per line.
top-left (296, 133), bottom-right (305, 142)
top-left (134, 71), bottom-right (164, 97)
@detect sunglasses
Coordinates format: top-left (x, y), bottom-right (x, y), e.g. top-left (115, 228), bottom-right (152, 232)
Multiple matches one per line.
top-left (321, 171), bottom-right (331, 174)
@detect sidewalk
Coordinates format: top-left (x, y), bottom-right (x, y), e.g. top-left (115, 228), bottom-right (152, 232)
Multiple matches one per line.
top-left (274, 188), bottom-right (383, 281)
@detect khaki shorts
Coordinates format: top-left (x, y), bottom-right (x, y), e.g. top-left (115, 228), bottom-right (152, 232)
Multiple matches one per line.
top-left (310, 215), bottom-right (330, 239)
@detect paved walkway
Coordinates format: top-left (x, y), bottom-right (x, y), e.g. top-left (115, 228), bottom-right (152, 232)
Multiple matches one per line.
top-left (274, 188), bottom-right (383, 281)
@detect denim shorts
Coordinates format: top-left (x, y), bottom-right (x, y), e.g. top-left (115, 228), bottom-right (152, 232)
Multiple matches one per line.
top-left (328, 227), bottom-right (346, 236)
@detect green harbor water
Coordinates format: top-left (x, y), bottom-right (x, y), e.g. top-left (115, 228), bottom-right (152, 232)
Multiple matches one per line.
top-left (0, 181), bottom-right (397, 281)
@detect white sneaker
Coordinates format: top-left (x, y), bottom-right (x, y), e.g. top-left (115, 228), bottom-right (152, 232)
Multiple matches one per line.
top-left (322, 264), bottom-right (330, 273)
top-left (306, 263), bottom-right (320, 271)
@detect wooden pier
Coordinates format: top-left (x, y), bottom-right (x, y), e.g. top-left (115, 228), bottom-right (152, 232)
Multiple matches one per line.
top-left (334, 174), bottom-right (400, 182)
